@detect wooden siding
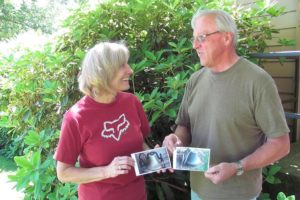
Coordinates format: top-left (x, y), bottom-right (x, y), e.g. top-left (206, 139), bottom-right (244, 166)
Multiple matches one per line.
top-left (239, 0), bottom-right (300, 140)
top-left (268, 0), bottom-right (300, 141)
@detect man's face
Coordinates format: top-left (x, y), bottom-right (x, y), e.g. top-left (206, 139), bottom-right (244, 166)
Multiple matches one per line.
top-left (192, 15), bottom-right (226, 68)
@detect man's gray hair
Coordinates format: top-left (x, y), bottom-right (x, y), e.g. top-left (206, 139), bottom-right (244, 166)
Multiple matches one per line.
top-left (191, 9), bottom-right (238, 47)
top-left (78, 41), bottom-right (129, 97)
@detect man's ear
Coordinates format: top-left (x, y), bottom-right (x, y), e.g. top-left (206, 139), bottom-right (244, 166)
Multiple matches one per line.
top-left (224, 32), bottom-right (234, 46)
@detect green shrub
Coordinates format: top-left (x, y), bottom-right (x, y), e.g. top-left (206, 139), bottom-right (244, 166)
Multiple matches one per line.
top-left (259, 191), bottom-right (296, 200)
top-left (0, 0), bottom-right (291, 199)
top-left (276, 192), bottom-right (295, 200)
top-left (0, 127), bottom-right (9, 151)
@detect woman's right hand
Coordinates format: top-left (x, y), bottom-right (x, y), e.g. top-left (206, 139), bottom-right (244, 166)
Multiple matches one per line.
top-left (106, 156), bottom-right (135, 178)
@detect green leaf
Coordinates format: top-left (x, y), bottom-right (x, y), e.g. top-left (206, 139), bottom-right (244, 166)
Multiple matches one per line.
top-left (265, 175), bottom-right (275, 184)
top-left (0, 116), bottom-right (12, 127)
top-left (15, 83), bottom-right (27, 93)
top-left (43, 96), bottom-right (55, 103)
top-left (150, 111), bottom-right (161, 125)
top-left (145, 51), bottom-right (156, 61)
top-left (34, 182), bottom-right (42, 199)
top-left (31, 151), bottom-right (41, 167)
top-left (278, 38), bottom-right (296, 46)
top-left (168, 42), bottom-right (177, 48)
top-left (14, 156), bottom-right (33, 169)
top-left (14, 171), bottom-right (32, 191)
top-left (287, 195), bottom-right (296, 200)
top-left (150, 88), bottom-right (159, 99)
top-left (259, 192), bottom-right (271, 200)
top-left (165, 109), bottom-right (177, 118)
top-left (277, 192), bottom-right (286, 200)
top-left (268, 165), bottom-right (281, 176)
top-left (155, 100), bottom-right (163, 108)
top-left (22, 109), bottom-right (31, 122)
top-left (61, 95), bottom-right (69, 108)
top-left (163, 98), bottom-right (174, 110)
top-left (24, 130), bottom-right (40, 145)
top-left (47, 193), bottom-right (56, 200)
top-left (143, 99), bottom-right (155, 111)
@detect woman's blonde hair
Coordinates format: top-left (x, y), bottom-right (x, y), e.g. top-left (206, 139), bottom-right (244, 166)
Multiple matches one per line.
top-left (78, 41), bottom-right (129, 97)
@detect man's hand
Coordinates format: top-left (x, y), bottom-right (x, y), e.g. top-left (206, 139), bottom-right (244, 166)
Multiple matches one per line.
top-left (154, 144), bottom-right (174, 173)
top-left (204, 162), bottom-right (237, 184)
top-left (162, 133), bottom-right (183, 155)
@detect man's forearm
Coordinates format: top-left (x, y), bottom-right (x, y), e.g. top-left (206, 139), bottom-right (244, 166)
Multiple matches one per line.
top-left (241, 134), bottom-right (290, 171)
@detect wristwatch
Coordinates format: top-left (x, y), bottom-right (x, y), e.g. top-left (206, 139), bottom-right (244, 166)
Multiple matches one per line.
top-left (235, 160), bottom-right (244, 176)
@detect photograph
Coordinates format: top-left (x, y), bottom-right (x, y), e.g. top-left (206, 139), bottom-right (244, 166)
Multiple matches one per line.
top-left (173, 147), bottom-right (210, 171)
top-left (131, 147), bottom-right (171, 176)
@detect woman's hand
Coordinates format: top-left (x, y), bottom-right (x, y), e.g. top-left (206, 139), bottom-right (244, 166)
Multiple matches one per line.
top-left (106, 156), bottom-right (135, 178)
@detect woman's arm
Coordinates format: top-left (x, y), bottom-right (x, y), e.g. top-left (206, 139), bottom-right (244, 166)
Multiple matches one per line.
top-left (56, 156), bottom-right (134, 184)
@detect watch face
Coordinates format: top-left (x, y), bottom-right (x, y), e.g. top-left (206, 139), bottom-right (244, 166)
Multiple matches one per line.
top-left (237, 169), bottom-right (243, 176)
top-left (235, 161), bottom-right (244, 176)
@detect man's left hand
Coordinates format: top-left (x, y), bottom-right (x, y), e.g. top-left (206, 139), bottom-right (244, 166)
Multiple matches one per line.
top-left (204, 162), bottom-right (237, 184)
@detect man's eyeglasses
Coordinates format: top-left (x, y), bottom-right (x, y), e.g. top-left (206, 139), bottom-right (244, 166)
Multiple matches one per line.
top-left (191, 31), bottom-right (220, 43)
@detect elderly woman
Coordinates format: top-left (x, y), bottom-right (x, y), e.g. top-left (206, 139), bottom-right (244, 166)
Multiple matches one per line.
top-left (54, 41), bottom-right (150, 200)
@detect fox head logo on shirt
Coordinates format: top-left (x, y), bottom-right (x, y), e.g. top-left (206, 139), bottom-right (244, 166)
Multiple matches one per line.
top-left (101, 114), bottom-right (130, 141)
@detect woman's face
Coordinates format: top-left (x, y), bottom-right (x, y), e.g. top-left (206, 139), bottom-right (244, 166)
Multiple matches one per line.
top-left (109, 63), bottom-right (133, 93)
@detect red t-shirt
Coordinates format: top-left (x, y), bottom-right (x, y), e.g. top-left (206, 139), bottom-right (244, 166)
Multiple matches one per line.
top-left (54, 92), bottom-right (150, 200)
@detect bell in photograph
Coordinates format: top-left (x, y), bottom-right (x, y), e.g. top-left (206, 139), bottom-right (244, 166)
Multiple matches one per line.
top-left (147, 153), bottom-right (162, 170)
top-left (184, 151), bottom-right (202, 167)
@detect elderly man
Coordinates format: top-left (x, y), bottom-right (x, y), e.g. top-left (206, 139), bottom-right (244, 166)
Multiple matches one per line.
top-left (163, 9), bottom-right (290, 200)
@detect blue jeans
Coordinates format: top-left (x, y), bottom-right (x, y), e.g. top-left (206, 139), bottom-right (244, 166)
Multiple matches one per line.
top-left (191, 190), bottom-right (257, 200)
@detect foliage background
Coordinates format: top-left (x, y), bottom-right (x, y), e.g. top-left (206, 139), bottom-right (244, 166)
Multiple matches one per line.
top-left (0, 0), bottom-right (55, 40)
top-left (0, 0), bottom-right (292, 199)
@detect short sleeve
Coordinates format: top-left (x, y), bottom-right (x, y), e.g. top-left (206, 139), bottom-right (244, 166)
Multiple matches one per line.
top-left (175, 80), bottom-right (191, 129)
top-left (254, 78), bottom-right (290, 137)
top-left (54, 111), bottom-right (82, 165)
top-left (135, 97), bottom-right (150, 137)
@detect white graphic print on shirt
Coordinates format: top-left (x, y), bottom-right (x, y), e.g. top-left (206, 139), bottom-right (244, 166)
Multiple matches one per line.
top-left (101, 114), bottom-right (130, 141)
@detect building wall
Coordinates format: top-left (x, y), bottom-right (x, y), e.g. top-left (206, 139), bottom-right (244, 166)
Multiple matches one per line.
top-left (239, 0), bottom-right (300, 140)
top-left (266, 0), bottom-right (300, 51)
top-left (266, 0), bottom-right (300, 141)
